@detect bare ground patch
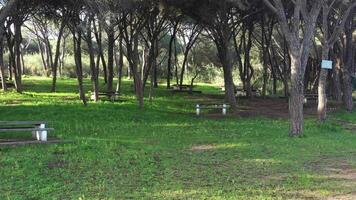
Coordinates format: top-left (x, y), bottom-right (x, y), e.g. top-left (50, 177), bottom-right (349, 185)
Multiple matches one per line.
top-left (306, 156), bottom-right (356, 199)
top-left (337, 120), bottom-right (356, 133)
top-left (191, 97), bottom-right (342, 119)
top-left (188, 144), bottom-right (216, 152)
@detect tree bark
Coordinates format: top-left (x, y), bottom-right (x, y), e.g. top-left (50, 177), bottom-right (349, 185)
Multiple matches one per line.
top-left (115, 35), bottom-right (124, 94)
top-left (342, 15), bottom-right (354, 111)
top-left (51, 21), bottom-right (66, 92)
top-left (13, 20), bottom-right (22, 92)
top-left (73, 31), bottom-right (87, 105)
top-left (0, 35), bottom-right (6, 91)
top-left (107, 31), bottom-right (115, 94)
top-left (289, 52), bottom-right (304, 136)
top-left (218, 43), bottom-right (238, 113)
top-left (167, 23), bottom-right (178, 89)
top-left (86, 18), bottom-right (99, 102)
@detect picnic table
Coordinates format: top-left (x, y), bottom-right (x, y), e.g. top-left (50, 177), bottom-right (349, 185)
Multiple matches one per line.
top-left (171, 84), bottom-right (202, 94)
top-left (196, 103), bottom-right (230, 116)
top-left (235, 86), bottom-right (261, 97)
top-left (0, 121), bottom-right (54, 141)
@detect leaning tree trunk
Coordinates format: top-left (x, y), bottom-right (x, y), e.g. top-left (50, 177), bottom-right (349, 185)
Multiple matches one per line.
top-left (179, 48), bottom-right (190, 87)
top-left (93, 24), bottom-right (107, 84)
top-left (51, 22), bottom-right (66, 92)
top-left (289, 52), bottom-right (304, 136)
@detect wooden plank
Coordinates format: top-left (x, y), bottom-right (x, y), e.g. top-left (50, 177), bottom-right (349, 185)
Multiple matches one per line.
top-left (0, 121), bottom-right (47, 126)
top-left (0, 128), bottom-right (54, 132)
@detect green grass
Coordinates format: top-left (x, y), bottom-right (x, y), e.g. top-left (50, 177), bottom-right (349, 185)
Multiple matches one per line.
top-left (1, 77), bottom-right (356, 199)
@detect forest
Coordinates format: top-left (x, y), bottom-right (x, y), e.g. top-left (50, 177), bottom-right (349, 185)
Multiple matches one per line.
top-left (0, 0), bottom-right (356, 199)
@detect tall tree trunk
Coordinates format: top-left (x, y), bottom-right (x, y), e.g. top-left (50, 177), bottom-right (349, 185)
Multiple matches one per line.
top-left (51, 22), bottom-right (66, 92)
top-left (115, 35), bottom-right (124, 94)
top-left (174, 38), bottom-right (179, 85)
top-left (73, 31), bottom-right (87, 105)
top-left (154, 39), bottom-right (159, 88)
top-left (86, 19), bottom-right (99, 102)
top-left (332, 55), bottom-right (342, 102)
top-left (0, 36), bottom-right (6, 91)
top-left (107, 31), bottom-right (115, 94)
top-left (93, 23), bottom-right (107, 84)
top-left (14, 20), bottom-right (22, 92)
top-left (167, 23), bottom-right (178, 89)
top-left (129, 35), bottom-right (144, 108)
top-left (261, 16), bottom-right (268, 97)
top-left (59, 35), bottom-right (67, 77)
top-left (289, 52), bottom-right (304, 136)
top-left (342, 16), bottom-right (354, 111)
top-left (218, 43), bottom-right (238, 113)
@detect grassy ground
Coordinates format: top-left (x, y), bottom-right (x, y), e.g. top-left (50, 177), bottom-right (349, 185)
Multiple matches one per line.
top-left (0, 77), bottom-right (356, 200)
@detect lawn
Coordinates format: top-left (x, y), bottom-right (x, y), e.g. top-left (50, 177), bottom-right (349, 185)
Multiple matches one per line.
top-left (0, 77), bottom-right (356, 200)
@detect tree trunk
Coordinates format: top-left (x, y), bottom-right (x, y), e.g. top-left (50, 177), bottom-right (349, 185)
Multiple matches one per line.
top-left (0, 36), bottom-right (6, 91)
top-left (332, 56), bottom-right (342, 102)
top-left (154, 39), bottom-right (159, 88)
top-left (289, 52), bottom-right (304, 136)
top-left (218, 43), bottom-right (238, 113)
top-left (93, 23), bottom-right (107, 84)
top-left (342, 17), bottom-right (354, 111)
top-left (14, 21), bottom-right (22, 92)
top-left (167, 23), bottom-right (178, 89)
top-left (51, 22), bottom-right (66, 92)
top-left (107, 31), bottom-right (115, 94)
top-left (115, 35), bottom-right (124, 94)
top-left (59, 35), bottom-right (67, 77)
top-left (86, 19), bottom-right (99, 102)
top-left (73, 31), bottom-right (87, 105)
top-left (318, 46), bottom-right (330, 121)
top-left (179, 48), bottom-right (190, 87)
top-left (132, 35), bottom-right (144, 108)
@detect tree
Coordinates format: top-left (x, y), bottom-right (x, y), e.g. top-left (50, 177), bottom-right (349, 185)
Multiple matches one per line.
top-left (317, 0), bottom-right (356, 121)
top-left (0, 0), bottom-right (20, 91)
top-left (263, 0), bottom-right (322, 136)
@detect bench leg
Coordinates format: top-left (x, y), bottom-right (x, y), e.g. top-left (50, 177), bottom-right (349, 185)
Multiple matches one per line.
top-left (32, 131), bottom-right (37, 139)
top-left (222, 104), bottom-right (227, 115)
top-left (196, 105), bottom-right (200, 116)
top-left (39, 124), bottom-right (47, 141)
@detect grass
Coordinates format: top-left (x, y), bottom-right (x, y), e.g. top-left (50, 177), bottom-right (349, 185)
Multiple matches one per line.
top-left (0, 77), bottom-right (356, 199)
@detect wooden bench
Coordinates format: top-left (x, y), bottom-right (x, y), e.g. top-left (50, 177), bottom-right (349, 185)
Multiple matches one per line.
top-left (196, 103), bottom-right (230, 116)
top-left (0, 121), bottom-right (54, 141)
top-left (304, 93), bottom-right (318, 103)
top-left (90, 91), bottom-right (121, 101)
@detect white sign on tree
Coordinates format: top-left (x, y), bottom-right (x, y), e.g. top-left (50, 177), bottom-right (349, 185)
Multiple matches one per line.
top-left (321, 60), bottom-right (333, 70)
